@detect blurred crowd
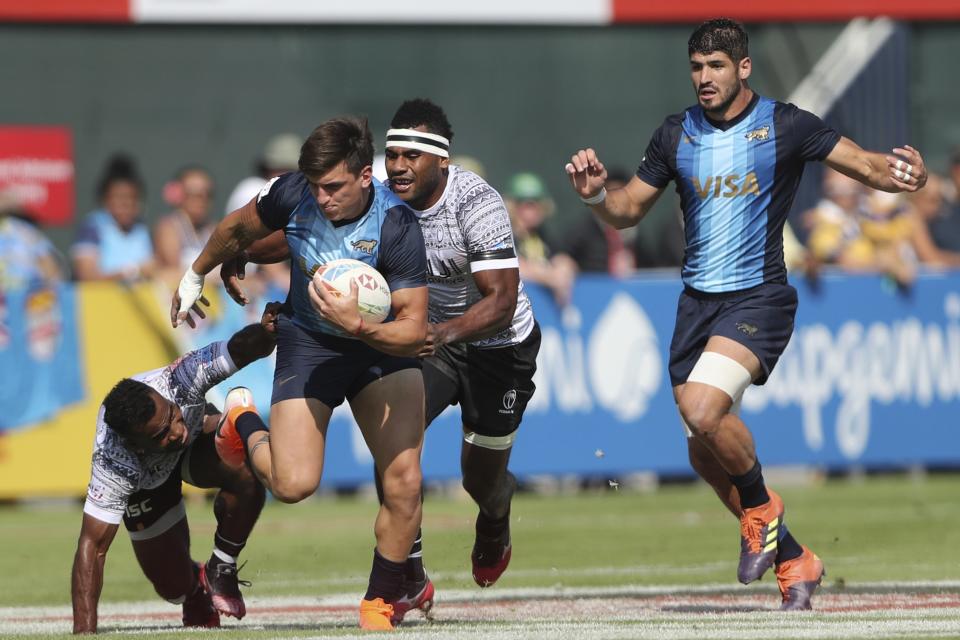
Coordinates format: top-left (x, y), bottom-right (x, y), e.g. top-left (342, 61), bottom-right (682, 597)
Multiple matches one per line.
top-left (3, 140), bottom-right (960, 304)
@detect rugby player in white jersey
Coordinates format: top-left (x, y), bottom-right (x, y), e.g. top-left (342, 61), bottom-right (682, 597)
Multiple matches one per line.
top-left (382, 98), bottom-right (541, 606)
top-left (71, 302), bottom-right (277, 633)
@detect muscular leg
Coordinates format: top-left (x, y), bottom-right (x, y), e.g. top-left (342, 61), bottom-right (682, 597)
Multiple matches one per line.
top-left (131, 518), bottom-right (194, 602)
top-left (350, 368), bottom-right (425, 562)
top-left (461, 438), bottom-right (515, 520)
top-left (244, 397), bottom-right (332, 503)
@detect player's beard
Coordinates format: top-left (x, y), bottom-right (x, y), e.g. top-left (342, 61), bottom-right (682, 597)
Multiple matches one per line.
top-left (702, 80), bottom-right (741, 116)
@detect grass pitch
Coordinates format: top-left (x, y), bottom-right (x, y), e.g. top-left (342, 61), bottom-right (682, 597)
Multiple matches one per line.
top-left (2, 474), bottom-right (959, 638)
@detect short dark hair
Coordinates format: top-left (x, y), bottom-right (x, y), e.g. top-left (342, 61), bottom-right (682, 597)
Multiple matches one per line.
top-left (390, 98), bottom-right (454, 143)
top-left (97, 153), bottom-right (145, 200)
top-left (688, 18), bottom-right (749, 63)
top-left (299, 116), bottom-right (374, 177)
top-left (102, 378), bottom-right (155, 437)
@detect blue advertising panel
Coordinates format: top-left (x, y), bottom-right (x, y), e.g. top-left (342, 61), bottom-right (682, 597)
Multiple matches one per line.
top-left (0, 284), bottom-right (85, 430)
top-left (185, 272), bottom-right (960, 485)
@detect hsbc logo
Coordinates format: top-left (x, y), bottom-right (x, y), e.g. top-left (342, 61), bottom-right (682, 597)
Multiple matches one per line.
top-left (357, 273), bottom-right (378, 290)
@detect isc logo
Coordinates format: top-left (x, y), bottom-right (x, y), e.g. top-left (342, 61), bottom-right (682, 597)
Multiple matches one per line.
top-left (692, 172), bottom-right (761, 199)
top-left (125, 499), bottom-right (153, 518)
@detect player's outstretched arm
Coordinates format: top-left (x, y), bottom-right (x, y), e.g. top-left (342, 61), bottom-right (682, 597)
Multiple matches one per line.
top-left (71, 514), bottom-right (119, 634)
top-left (171, 202), bottom-right (273, 328)
top-left (825, 137), bottom-right (928, 194)
top-left (226, 301), bottom-right (282, 368)
top-left (565, 148), bottom-right (665, 229)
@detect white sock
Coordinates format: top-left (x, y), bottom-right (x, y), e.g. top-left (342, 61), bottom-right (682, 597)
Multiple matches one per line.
top-left (213, 547), bottom-right (238, 564)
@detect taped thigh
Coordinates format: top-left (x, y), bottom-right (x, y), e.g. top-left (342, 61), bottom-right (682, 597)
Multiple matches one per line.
top-left (686, 351), bottom-right (752, 401)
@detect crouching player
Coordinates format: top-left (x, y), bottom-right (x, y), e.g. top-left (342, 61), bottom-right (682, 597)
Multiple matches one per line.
top-left (71, 302), bottom-right (279, 634)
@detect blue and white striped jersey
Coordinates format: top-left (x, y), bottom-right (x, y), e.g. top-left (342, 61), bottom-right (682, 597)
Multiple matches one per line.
top-left (637, 94), bottom-right (840, 293)
top-left (256, 172), bottom-right (427, 336)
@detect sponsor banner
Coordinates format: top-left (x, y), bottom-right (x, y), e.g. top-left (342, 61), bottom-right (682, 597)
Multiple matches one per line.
top-left (313, 272), bottom-right (960, 485)
top-left (132, 0), bottom-right (608, 24)
top-left (0, 127), bottom-right (75, 226)
top-left (0, 0), bottom-right (128, 22)
top-left (0, 284), bottom-right (84, 431)
top-left (612, 0), bottom-right (960, 21)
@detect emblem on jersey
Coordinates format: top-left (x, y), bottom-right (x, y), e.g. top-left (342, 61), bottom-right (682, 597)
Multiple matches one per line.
top-left (745, 125), bottom-right (770, 141)
top-left (502, 389), bottom-right (517, 411)
top-left (736, 321), bottom-right (759, 337)
top-left (351, 239), bottom-right (378, 254)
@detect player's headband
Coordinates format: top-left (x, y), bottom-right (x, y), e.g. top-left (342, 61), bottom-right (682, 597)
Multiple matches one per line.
top-left (385, 128), bottom-right (450, 158)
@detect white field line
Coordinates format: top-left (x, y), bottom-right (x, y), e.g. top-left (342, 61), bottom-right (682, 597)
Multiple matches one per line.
top-left (3, 582), bottom-right (960, 638)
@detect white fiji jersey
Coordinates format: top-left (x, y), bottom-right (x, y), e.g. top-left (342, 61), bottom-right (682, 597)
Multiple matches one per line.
top-left (413, 165), bottom-right (535, 348)
top-left (83, 341), bottom-right (238, 524)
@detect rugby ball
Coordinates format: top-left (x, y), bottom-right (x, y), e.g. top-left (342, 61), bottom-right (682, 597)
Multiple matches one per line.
top-left (311, 258), bottom-right (391, 323)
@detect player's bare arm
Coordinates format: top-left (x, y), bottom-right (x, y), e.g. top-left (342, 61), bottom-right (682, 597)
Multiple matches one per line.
top-left (419, 267), bottom-right (519, 357)
top-left (71, 514), bottom-right (120, 634)
top-left (171, 201), bottom-right (272, 328)
top-left (220, 229), bottom-right (290, 306)
top-left (565, 148), bottom-right (665, 228)
top-left (309, 282), bottom-right (428, 356)
top-left (825, 137), bottom-right (928, 193)
top-left (225, 302), bottom-right (282, 368)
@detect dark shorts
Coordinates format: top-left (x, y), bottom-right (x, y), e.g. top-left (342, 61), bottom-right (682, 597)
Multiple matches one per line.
top-left (121, 404), bottom-right (222, 537)
top-left (668, 282), bottom-right (798, 387)
top-left (272, 311), bottom-right (421, 409)
top-left (423, 323), bottom-right (540, 438)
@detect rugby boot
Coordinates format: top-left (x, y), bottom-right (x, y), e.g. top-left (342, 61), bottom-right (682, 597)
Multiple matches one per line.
top-left (182, 563), bottom-right (221, 628)
top-left (737, 489), bottom-right (784, 584)
top-left (776, 545), bottom-right (825, 611)
top-left (359, 597), bottom-right (395, 631)
top-left (200, 558), bottom-right (250, 619)
top-left (472, 530), bottom-right (512, 588)
top-left (215, 387), bottom-right (257, 468)
top-left (389, 574), bottom-right (435, 625)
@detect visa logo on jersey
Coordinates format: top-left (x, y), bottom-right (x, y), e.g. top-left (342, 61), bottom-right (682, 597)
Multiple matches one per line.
top-left (692, 172), bottom-right (761, 199)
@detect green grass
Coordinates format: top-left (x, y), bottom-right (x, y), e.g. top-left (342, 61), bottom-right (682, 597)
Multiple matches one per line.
top-left (3, 473), bottom-right (960, 608)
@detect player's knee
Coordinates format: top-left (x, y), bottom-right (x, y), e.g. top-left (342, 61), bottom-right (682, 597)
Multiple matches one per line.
top-left (271, 475), bottom-right (317, 504)
top-left (381, 463), bottom-right (422, 512)
top-left (677, 394), bottom-right (723, 439)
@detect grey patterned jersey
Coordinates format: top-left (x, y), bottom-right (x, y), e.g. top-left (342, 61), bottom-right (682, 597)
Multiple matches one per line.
top-left (82, 341), bottom-right (237, 524)
top-left (413, 165), bottom-right (535, 348)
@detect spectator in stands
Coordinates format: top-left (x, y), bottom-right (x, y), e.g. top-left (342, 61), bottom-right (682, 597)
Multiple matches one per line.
top-left (224, 133), bottom-right (301, 215)
top-left (505, 172), bottom-right (577, 305)
top-left (561, 168), bottom-right (637, 277)
top-left (154, 166), bottom-right (217, 282)
top-left (856, 190), bottom-right (918, 285)
top-left (72, 155), bottom-right (155, 283)
top-left (804, 169), bottom-right (867, 266)
top-left (0, 191), bottom-right (64, 290)
top-left (904, 174), bottom-right (960, 268)
top-left (925, 149), bottom-right (960, 253)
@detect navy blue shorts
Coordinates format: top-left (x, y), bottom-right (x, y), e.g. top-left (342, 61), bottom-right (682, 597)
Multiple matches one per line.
top-left (272, 311), bottom-right (420, 409)
top-left (668, 281), bottom-right (798, 387)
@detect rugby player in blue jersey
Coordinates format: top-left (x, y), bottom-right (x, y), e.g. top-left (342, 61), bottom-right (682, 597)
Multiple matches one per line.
top-left (170, 116), bottom-right (429, 630)
top-left (565, 18), bottom-right (927, 610)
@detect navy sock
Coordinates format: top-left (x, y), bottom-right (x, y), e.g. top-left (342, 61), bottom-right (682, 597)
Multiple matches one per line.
top-left (776, 525), bottom-right (804, 564)
top-left (235, 412), bottom-right (268, 453)
top-left (364, 549), bottom-right (406, 601)
top-left (729, 460), bottom-right (770, 509)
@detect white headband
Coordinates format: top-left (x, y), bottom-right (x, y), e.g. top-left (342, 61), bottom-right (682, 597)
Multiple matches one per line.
top-left (385, 128), bottom-right (450, 158)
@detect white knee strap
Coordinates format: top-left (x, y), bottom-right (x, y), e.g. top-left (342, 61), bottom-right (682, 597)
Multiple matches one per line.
top-left (464, 430), bottom-right (516, 451)
top-left (686, 352), bottom-right (753, 401)
top-left (678, 371), bottom-right (745, 439)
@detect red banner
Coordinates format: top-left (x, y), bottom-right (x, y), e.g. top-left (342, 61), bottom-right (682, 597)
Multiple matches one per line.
top-left (613, 0), bottom-right (960, 22)
top-left (0, 0), bottom-right (129, 22)
top-left (0, 127), bottom-right (75, 226)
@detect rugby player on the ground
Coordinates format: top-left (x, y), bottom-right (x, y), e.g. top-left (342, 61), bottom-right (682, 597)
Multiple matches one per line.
top-left (72, 302), bottom-right (277, 633)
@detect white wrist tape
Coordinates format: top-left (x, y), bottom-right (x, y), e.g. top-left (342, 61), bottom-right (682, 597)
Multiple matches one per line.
top-left (580, 187), bottom-right (607, 205)
top-left (177, 268), bottom-right (204, 316)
